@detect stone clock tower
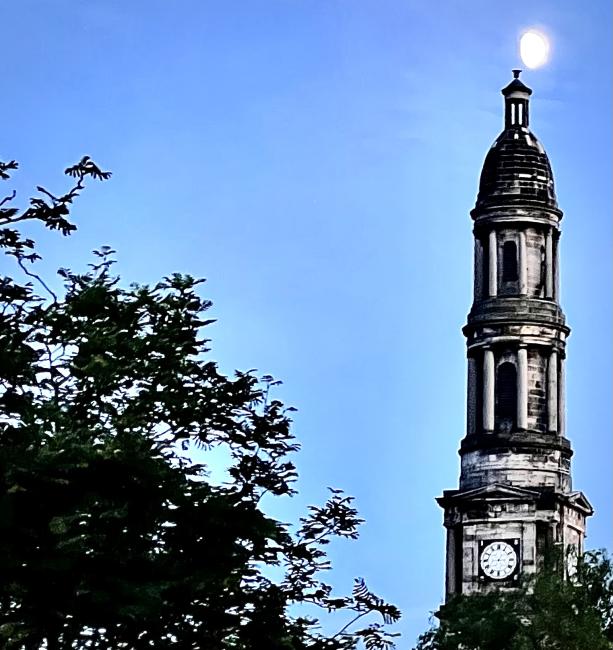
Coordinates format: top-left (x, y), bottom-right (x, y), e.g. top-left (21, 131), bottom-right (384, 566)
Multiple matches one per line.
top-left (437, 71), bottom-right (593, 597)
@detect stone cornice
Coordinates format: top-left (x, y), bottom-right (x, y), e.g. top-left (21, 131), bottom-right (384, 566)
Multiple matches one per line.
top-left (464, 297), bottom-right (569, 334)
top-left (458, 431), bottom-right (573, 456)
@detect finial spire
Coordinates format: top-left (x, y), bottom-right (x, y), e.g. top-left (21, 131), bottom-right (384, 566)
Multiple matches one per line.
top-left (512, 69), bottom-right (522, 79)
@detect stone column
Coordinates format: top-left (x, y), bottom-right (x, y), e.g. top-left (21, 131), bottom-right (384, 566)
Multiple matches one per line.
top-left (547, 349), bottom-right (558, 432)
top-left (517, 344), bottom-right (528, 430)
top-left (545, 228), bottom-right (554, 298)
top-left (474, 238), bottom-right (483, 300)
top-left (518, 230), bottom-right (528, 295)
top-left (553, 233), bottom-right (560, 301)
top-left (467, 356), bottom-right (477, 434)
top-left (445, 527), bottom-right (457, 598)
top-left (488, 230), bottom-right (497, 297)
top-left (558, 355), bottom-right (566, 437)
top-left (483, 347), bottom-right (495, 431)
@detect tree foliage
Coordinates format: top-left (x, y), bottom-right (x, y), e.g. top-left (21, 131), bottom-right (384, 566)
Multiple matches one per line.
top-left (0, 158), bottom-right (400, 649)
top-left (414, 550), bottom-right (613, 650)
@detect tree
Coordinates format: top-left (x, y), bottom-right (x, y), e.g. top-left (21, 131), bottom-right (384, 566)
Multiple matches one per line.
top-left (0, 157), bottom-right (400, 649)
top-left (414, 550), bottom-right (613, 650)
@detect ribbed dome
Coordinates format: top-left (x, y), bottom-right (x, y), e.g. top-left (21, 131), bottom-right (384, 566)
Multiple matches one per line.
top-left (475, 126), bottom-right (558, 211)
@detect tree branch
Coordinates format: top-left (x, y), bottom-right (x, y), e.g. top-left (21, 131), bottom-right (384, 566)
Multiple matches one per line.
top-left (17, 257), bottom-right (57, 302)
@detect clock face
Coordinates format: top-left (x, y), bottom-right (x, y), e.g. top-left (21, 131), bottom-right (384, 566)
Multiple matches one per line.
top-left (479, 541), bottom-right (518, 580)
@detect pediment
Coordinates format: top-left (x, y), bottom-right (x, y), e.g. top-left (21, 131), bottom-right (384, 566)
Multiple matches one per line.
top-left (566, 491), bottom-right (594, 515)
top-left (438, 483), bottom-right (540, 506)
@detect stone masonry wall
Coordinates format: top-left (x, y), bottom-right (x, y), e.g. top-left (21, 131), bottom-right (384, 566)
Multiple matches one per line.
top-left (525, 226), bottom-right (546, 298)
top-left (460, 448), bottom-right (571, 491)
top-left (527, 346), bottom-right (547, 432)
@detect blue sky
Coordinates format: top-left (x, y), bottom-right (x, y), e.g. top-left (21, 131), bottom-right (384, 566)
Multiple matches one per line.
top-left (1, 1), bottom-right (610, 645)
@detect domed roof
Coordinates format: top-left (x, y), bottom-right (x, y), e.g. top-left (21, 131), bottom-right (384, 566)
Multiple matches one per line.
top-left (475, 127), bottom-right (558, 211)
top-left (473, 71), bottom-right (558, 214)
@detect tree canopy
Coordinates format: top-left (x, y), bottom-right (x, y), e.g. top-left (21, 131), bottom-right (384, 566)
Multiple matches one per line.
top-left (0, 158), bottom-right (399, 649)
top-left (414, 550), bottom-right (613, 650)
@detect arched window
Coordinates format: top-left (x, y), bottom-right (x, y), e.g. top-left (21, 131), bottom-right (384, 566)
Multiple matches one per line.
top-left (502, 241), bottom-right (518, 281)
top-left (496, 362), bottom-right (517, 429)
top-left (538, 245), bottom-right (546, 296)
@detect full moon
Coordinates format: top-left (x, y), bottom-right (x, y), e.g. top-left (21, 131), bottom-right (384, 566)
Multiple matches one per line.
top-left (520, 30), bottom-right (550, 69)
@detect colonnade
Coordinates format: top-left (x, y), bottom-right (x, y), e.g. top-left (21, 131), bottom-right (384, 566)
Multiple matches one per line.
top-left (473, 226), bottom-right (559, 300)
top-left (466, 347), bottom-right (565, 436)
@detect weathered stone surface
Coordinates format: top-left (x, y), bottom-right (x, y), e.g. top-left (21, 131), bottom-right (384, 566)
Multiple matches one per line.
top-left (475, 127), bottom-right (558, 212)
top-left (466, 298), bottom-right (567, 329)
top-left (459, 448), bottom-right (571, 491)
top-left (527, 347), bottom-right (548, 432)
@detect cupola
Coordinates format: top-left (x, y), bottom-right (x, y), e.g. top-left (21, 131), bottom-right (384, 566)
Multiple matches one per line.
top-left (502, 69), bottom-right (532, 129)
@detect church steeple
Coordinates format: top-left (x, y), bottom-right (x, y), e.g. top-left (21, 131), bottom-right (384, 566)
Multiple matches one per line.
top-left (437, 73), bottom-right (593, 599)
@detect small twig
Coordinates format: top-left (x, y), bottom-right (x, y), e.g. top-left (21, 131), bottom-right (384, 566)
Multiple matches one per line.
top-left (17, 257), bottom-right (57, 303)
top-left (332, 611), bottom-right (368, 639)
top-left (36, 186), bottom-right (59, 203)
top-left (0, 189), bottom-right (16, 207)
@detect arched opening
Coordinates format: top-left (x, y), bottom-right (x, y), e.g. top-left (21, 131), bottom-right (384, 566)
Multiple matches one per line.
top-left (496, 362), bottom-right (517, 431)
top-left (502, 241), bottom-right (518, 282)
top-left (538, 245), bottom-right (546, 297)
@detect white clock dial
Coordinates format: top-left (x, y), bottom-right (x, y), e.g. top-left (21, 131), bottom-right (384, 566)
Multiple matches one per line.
top-left (480, 541), bottom-right (518, 580)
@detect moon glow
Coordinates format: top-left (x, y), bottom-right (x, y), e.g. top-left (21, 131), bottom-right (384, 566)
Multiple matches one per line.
top-left (520, 31), bottom-right (550, 69)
